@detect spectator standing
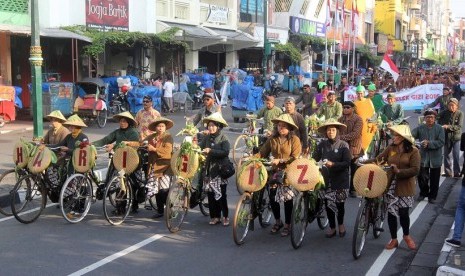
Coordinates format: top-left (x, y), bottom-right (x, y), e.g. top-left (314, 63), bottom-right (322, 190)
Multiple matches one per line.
top-left (163, 77), bottom-right (175, 113)
top-left (135, 95), bottom-right (161, 140)
top-left (295, 84), bottom-right (316, 116)
top-left (411, 109), bottom-right (445, 203)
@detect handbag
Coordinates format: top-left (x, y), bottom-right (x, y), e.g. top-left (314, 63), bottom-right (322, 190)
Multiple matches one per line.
top-left (218, 158), bottom-right (235, 179)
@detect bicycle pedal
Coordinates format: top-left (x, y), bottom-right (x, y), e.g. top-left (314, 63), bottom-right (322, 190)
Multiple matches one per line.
top-left (373, 227), bottom-right (384, 232)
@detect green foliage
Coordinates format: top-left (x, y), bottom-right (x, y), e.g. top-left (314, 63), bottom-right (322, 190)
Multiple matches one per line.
top-left (274, 43), bottom-right (301, 63)
top-left (289, 34), bottom-right (328, 52)
top-left (426, 54), bottom-right (448, 65)
top-left (358, 45), bottom-right (382, 66)
top-left (62, 25), bottom-right (189, 58)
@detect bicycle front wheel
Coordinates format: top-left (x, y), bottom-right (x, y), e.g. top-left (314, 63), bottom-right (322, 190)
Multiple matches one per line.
top-left (232, 135), bottom-right (251, 166)
top-left (0, 169), bottom-right (20, 216)
top-left (165, 181), bottom-right (188, 233)
top-left (11, 174), bottom-right (46, 224)
top-left (60, 174), bottom-right (93, 223)
top-left (233, 192), bottom-right (252, 245)
top-left (103, 175), bottom-right (132, 225)
top-left (96, 109), bottom-right (108, 128)
top-left (373, 199), bottom-right (385, 238)
top-left (198, 189), bottom-right (210, 216)
top-left (258, 186), bottom-right (271, 228)
top-left (352, 199), bottom-right (370, 259)
top-left (291, 192), bottom-right (309, 249)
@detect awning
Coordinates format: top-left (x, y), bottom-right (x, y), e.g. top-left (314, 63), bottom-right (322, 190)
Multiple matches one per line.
top-left (157, 21), bottom-right (223, 50)
top-left (158, 21), bottom-right (216, 39)
top-left (0, 24), bottom-right (92, 42)
top-left (206, 27), bottom-right (257, 43)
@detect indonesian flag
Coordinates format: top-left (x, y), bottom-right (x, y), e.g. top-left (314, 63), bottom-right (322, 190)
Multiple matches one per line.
top-left (352, 1), bottom-right (359, 35)
top-left (380, 54), bottom-right (399, 81)
top-left (326, 0), bottom-right (332, 28)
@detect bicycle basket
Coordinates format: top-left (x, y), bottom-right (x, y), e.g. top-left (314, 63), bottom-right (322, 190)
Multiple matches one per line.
top-left (13, 141), bottom-right (32, 169)
top-left (285, 158), bottom-right (321, 192)
top-left (170, 148), bottom-right (199, 179)
top-left (237, 160), bottom-right (268, 193)
top-left (72, 144), bottom-right (97, 173)
top-left (27, 147), bottom-right (54, 174)
top-left (113, 146), bottom-right (140, 174)
top-left (353, 164), bottom-right (388, 198)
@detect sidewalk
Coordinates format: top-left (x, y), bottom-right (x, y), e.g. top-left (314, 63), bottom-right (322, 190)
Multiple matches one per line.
top-left (0, 120), bottom-right (34, 135)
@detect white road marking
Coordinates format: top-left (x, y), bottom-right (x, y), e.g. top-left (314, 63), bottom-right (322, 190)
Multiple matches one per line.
top-left (0, 203), bottom-right (57, 222)
top-left (68, 234), bottom-right (165, 276)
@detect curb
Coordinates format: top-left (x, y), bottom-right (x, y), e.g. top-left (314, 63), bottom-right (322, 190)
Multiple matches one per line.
top-left (436, 265), bottom-right (465, 276)
top-left (0, 126), bottom-right (34, 135)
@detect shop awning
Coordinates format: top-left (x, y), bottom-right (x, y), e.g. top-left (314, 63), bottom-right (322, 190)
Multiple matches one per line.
top-left (0, 24), bottom-right (92, 42)
top-left (157, 21), bottom-right (223, 50)
top-left (206, 28), bottom-right (257, 43)
top-left (158, 21), bottom-right (216, 39)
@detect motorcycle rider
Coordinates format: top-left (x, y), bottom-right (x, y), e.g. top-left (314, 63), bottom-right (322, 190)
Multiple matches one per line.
top-left (194, 81), bottom-right (205, 109)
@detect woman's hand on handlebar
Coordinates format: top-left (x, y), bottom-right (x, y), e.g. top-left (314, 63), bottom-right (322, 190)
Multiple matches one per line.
top-left (202, 148), bottom-right (211, 155)
top-left (390, 164), bottom-right (400, 174)
top-left (105, 144), bottom-right (114, 152)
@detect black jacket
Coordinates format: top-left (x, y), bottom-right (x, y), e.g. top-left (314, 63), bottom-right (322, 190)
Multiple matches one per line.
top-left (199, 131), bottom-right (230, 179)
top-left (313, 138), bottom-right (351, 190)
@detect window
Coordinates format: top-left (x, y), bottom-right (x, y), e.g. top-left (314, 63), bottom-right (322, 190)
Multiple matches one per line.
top-left (395, 20), bottom-right (401, 40)
top-left (365, 23), bottom-right (371, 44)
top-left (240, 0), bottom-right (264, 23)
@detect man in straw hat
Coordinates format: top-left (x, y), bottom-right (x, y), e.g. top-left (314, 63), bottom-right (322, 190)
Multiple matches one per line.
top-left (378, 93), bottom-right (405, 125)
top-left (438, 98), bottom-right (463, 178)
top-left (199, 112), bottom-right (231, 226)
top-left (412, 109), bottom-right (445, 203)
top-left (256, 113), bottom-right (302, 236)
top-left (284, 96), bottom-right (308, 152)
top-left (43, 110), bottom-right (70, 145)
top-left (368, 124), bottom-right (419, 250)
top-left (135, 95), bottom-right (161, 140)
top-left (313, 118), bottom-right (350, 238)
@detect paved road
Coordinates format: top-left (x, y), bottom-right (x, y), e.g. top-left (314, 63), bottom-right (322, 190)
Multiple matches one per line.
top-left (0, 102), bottom-right (458, 275)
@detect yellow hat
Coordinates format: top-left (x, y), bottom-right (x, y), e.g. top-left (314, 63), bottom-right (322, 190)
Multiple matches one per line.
top-left (46, 110), bottom-right (67, 122)
top-left (148, 117), bottom-right (174, 131)
top-left (203, 112), bottom-right (228, 127)
top-left (317, 118), bottom-right (346, 136)
top-left (113, 111), bottom-right (137, 127)
top-left (271, 113), bottom-right (298, 130)
top-left (63, 114), bottom-right (87, 128)
top-left (388, 125), bottom-right (415, 144)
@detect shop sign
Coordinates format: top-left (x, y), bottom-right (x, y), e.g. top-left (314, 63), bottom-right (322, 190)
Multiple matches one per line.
top-left (86, 0), bottom-right (129, 31)
top-left (289, 16), bottom-right (325, 38)
top-left (207, 5), bottom-right (229, 24)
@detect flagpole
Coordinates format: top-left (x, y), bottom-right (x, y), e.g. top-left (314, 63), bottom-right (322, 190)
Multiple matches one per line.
top-left (325, 33), bottom-right (328, 83)
top-left (352, 1), bottom-right (356, 84)
top-left (332, 5), bottom-right (337, 87)
top-left (339, 2), bottom-right (343, 77)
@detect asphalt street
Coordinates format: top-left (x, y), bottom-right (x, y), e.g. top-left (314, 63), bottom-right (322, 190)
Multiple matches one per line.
top-left (0, 100), bottom-right (460, 275)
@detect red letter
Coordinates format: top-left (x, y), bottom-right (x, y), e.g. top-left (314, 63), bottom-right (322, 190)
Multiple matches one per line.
top-left (366, 171), bottom-right (375, 190)
top-left (78, 149), bottom-right (87, 166)
top-left (33, 151), bottom-right (43, 168)
top-left (16, 147), bottom-right (23, 164)
top-left (181, 155), bottom-right (188, 172)
top-left (122, 151), bottom-right (127, 168)
top-left (297, 165), bottom-right (309, 184)
top-left (248, 166), bottom-right (254, 185)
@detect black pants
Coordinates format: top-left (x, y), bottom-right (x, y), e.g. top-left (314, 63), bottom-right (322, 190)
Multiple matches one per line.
top-left (418, 167), bottom-right (441, 200)
top-left (350, 158), bottom-right (359, 192)
top-left (155, 188), bottom-right (169, 214)
top-left (269, 188), bottom-right (293, 225)
top-left (388, 208), bottom-right (410, 239)
top-left (207, 184), bottom-right (228, 219)
top-left (325, 201), bottom-right (345, 229)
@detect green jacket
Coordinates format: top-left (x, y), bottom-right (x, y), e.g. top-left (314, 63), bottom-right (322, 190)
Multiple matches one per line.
top-left (93, 127), bottom-right (140, 147)
top-left (367, 94), bottom-right (385, 113)
top-left (411, 124), bottom-right (445, 168)
top-left (378, 103), bottom-right (404, 124)
top-left (438, 109), bottom-right (463, 143)
top-left (256, 106), bottom-right (283, 132)
top-left (317, 101), bottom-right (343, 120)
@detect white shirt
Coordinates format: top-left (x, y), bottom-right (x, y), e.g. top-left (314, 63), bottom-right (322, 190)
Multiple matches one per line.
top-left (163, 81), bottom-right (175, 97)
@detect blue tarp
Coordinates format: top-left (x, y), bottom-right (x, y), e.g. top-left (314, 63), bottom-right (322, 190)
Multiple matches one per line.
top-left (14, 86), bottom-right (23, 108)
top-left (231, 84), bottom-right (264, 111)
top-left (102, 75), bottom-right (139, 102)
top-left (127, 86), bottom-right (161, 113)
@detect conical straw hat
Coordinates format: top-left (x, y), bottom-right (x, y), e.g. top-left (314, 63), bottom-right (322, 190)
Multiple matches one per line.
top-left (271, 113), bottom-right (298, 130)
top-left (148, 117), bottom-right (174, 131)
top-left (46, 110), bottom-right (66, 122)
top-left (64, 114), bottom-right (87, 128)
top-left (203, 112), bottom-right (228, 127)
top-left (113, 111), bottom-right (137, 127)
top-left (317, 118), bottom-right (346, 136)
top-left (388, 125), bottom-right (415, 144)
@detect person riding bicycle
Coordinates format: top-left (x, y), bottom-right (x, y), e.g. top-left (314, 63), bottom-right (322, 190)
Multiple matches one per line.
top-left (143, 117), bottom-right (174, 219)
top-left (256, 95), bottom-right (283, 136)
top-left (199, 113), bottom-right (231, 226)
top-left (378, 93), bottom-right (405, 125)
top-left (295, 84), bottom-right (316, 117)
top-left (362, 125), bottom-right (420, 250)
top-left (425, 87), bottom-right (453, 113)
top-left (255, 113), bottom-right (302, 237)
top-left (43, 110), bottom-right (70, 145)
top-left (284, 97), bottom-right (308, 153)
top-left (92, 111), bottom-right (141, 213)
top-left (316, 91), bottom-right (342, 120)
top-left (313, 119), bottom-right (351, 238)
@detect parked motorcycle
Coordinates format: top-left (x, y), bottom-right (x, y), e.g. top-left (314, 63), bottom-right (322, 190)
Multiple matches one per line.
top-left (110, 85), bottom-right (130, 115)
top-left (193, 81), bottom-right (204, 109)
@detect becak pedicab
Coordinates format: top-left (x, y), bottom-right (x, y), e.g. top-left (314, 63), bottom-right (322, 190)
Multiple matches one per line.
top-left (74, 78), bottom-right (109, 128)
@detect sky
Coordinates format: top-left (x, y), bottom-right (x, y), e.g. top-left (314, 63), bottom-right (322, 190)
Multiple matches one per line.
top-left (450, 0), bottom-right (465, 18)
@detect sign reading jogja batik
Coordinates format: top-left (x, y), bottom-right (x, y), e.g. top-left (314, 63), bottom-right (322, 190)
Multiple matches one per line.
top-left (207, 5), bottom-right (229, 24)
top-left (289, 16), bottom-right (325, 38)
top-left (86, 0), bottom-right (129, 31)
top-left (344, 84), bottom-right (443, 111)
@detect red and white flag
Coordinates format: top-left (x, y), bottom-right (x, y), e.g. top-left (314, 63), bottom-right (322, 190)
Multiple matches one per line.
top-left (326, 0), bottom-right (332, 28)
top-left (380, 54), bottom-right (399, 81)
top-left (352, 0), bottom-right (359, 35)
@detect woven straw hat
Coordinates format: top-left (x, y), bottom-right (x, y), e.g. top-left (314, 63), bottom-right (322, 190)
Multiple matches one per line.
top-left (148, 117), bottom-right (174, 131)
top-left (388, 125), bottom-right (415, 144)
top-left (271, 113), bottom-right (298, 130)
top-left (46, 110), bottom-right (66, 122)
top-left (64, 114), bottom-right (88, 128)
top-left (317, 118), bottom-right (347, 136)
top-left (203, 112), bottom-right (228, 127)
top-left (353, 164), bottom-right (388, 198)
top-left (113, 111), bottom-right (137, 127)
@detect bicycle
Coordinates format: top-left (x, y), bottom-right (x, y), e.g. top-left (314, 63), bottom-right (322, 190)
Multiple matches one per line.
top-left (10, 146), bottom-right (69, 224)
top-left (233, 159), bottom-right (272, 245)
top-left (352, 163), bottom-right (392, 259)
top-left (232, 113), bottom-right (266, 167)
top-left (367, 116), bottom-right (411, 159)
top-left (59, 145), bottom-right (110, 223)
top-left (165, 121), bottom-right (209, 233)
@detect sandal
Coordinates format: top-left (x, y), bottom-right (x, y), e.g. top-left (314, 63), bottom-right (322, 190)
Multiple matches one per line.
top-left (223, 217), bottom-right (230, 226)
top-left (281, 226), bottom-right (291, 237)
top-left (270, 222), bottom-right (284, 234)
top-left (209, 218), bottom-right (221, 225)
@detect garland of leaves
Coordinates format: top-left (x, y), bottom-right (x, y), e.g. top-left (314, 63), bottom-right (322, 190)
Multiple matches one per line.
top-left (62, 25), bottom-right (189, 58)
top-left (274, 43), bottom-right (302, 63)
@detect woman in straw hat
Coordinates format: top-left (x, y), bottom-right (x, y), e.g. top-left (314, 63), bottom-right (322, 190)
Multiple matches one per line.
top-left (43, 110), bottom-right (70, 145)
top-left (46, 114), bottom-right (89, 158)
top-left (256, 113), bottom-right (302, 236)
top-left (364, 124), bottom-right (420, 250)
top-left (199, 112), bottom-right (231, 226)
top-left (143, 117), bottom-right (174, 219)
top-left (93, 111), bottom-right (141, 212)
top-left (313, 119), bottom-right (351, 238)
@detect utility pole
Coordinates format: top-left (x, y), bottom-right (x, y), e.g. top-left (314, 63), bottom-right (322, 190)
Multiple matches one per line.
top-left (29, 0), bottom-right (43, 139)
top-left (262, 0), bottom-right (268, 86)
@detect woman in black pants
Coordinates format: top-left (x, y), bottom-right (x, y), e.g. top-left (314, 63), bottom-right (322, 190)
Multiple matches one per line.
top-left (200, 113), bottom-right (231, 226)
top-left (313, 119), bottom-right (351, 238)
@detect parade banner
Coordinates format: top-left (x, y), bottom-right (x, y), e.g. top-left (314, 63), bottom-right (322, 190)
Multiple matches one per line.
top-left (344, 84), bottom-right (443, 111)
top-left (86, 0), bottom-right (129, 31)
